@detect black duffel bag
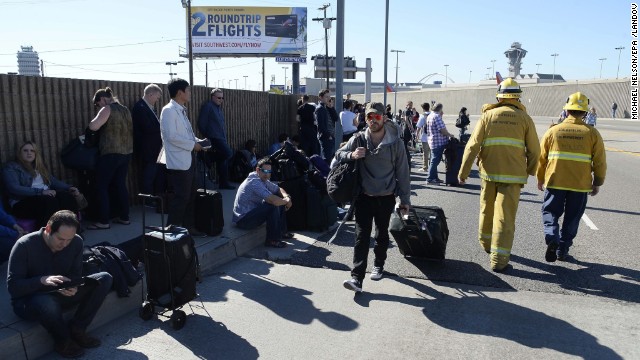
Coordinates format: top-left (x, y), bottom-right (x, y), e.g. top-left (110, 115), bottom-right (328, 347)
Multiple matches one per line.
top-left (61, 137), bottom-right (99, 171)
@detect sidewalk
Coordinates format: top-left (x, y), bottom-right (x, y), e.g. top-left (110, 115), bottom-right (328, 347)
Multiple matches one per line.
top-left (0, 187), bottom-right (337, 359)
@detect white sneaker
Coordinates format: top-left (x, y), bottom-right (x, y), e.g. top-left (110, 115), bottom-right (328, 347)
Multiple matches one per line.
top-left (370, 266), bottom-right (383, 280)
top-left (343, 278), bottom-right (363, 292)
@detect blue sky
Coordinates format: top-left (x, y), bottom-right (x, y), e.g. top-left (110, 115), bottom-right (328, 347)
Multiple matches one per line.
top-left (0, 0), bottom-right (632, 90)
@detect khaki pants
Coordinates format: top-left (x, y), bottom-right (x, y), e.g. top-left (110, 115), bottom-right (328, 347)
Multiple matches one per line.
top-left (421, 142), bottom-right (431, 171)
top-left (478, 180), bottom-right (521, 270)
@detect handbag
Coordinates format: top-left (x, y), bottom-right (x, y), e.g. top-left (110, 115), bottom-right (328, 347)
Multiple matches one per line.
top-left (60, 137), bottom-right (99, 171)
top-left (84, 126), bottom-right (100, 148)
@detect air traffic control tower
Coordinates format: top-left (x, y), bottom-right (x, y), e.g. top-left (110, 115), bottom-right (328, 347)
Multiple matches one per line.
top-left (504, 42), bottom-right (527, 78)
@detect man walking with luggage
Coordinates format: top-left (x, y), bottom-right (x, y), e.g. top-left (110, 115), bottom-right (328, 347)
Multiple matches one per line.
top-left (537, 92), bottom-right (606, 262)
top-left (335, 102), bottom-right (411, 293)
top-left (458, 78), bottom-right (540, 272)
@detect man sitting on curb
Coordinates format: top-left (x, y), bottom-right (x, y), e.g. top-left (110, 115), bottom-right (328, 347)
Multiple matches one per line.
top-left (232, 157), bottom-right (293, 248)
top-left (7, 210), bottom-right (113, 358)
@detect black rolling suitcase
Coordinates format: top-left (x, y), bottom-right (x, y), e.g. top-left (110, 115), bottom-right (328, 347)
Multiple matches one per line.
top-left (389, 206), bottom-right (449, 260)
top-left (306, 184), bottom-right (337, 232)
top-left (444, 138), bottom-right (465, 186)
top-left (279, 177), bottom-right (308, 231)
top-left (138, 194), bottom-right (199, 330)
top-left (194, 157), bottom-right (224, 236)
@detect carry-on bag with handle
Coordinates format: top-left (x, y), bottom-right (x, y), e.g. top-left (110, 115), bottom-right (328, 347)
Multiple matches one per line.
top-left (389, 206), bottom-right (449, 260)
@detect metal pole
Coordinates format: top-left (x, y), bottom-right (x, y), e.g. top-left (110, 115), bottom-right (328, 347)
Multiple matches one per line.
top-left (491, 59), bottom-right (496, 78)
top-left (234, 79), bottom-right (238, 89)
top-left (444, 64), bottom-right (449, 87)
top-left (390, 49), bottom-right (404, 113)
top-left (469, 70), bottom-right (472, 83)
top-left (243, 75), bottom-right (248, 90)
top-left (615, 46), bottom-right (625, 79)
top-left (262, 58), bottom-right (266, 92)
top-left (282, 66), bottom-right (287, 93)
top-left (187, 1), bottom-right (193, 86)
top-left (551, 53), bottom-right (559, 83)
top-left (536, 63), bottom-right (541, 73)
top-left (383, 0), bottom-right (389, 107)
top-left (599, 58), bottom-right (607, 78)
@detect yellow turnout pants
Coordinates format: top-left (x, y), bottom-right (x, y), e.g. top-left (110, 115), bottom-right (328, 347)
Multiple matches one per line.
top-left (478, 180), bottom-right (522, 270)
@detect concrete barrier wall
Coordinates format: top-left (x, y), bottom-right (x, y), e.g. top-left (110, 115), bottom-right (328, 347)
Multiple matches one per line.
top-left (359, 79), bottom-right (631, 118)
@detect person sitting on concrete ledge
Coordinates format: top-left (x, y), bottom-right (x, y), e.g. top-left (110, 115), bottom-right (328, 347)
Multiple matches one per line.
top-left (232, 157), bottom-right (293, 248)
top-left (0, 202), bottom-right (26, 263)
top-left (7, 210), bottom-right (113, 358)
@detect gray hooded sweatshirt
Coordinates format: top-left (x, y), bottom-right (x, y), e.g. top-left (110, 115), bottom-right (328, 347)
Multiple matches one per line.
top-left (334, 121), bottom-right (411, 205)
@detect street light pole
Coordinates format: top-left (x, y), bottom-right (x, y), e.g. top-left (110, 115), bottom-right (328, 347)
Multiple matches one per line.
top-left (282, 66), bottom-right (288, 93)
top-left (536, 63), bottom-right (542, 73)
top-left (599, 58), bottom-right (607, 78)
top-left (615, 46), bottom-right (625, 79)
top-left (444, 64), bottom-right (449, 87)
top-left (390, 49), bottom-right (404, 112)
top-left (491, 59), bottom-right (496, 78)
top-left (181, 0), bottom-right (193, 86)
top-left (243, 75), bottom-right (248, 90)
top-left (228, 79), bottom-right (231, 88)
top-left (486, 67), bottom-right (491, 80)
top-left (234, 79), bottom-right (238, 89)
top-left (469, 70), bottom-right (472, 83)
top-left (551, 53), bottom-right (559, 83)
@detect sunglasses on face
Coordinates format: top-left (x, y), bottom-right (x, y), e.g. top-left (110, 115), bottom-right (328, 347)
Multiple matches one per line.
top-left (367, 113), bottom-right (383, 121)
top-left (259, 168), bottom-right (272, 174)
top-left (216, 96), bottom-right (224, 100)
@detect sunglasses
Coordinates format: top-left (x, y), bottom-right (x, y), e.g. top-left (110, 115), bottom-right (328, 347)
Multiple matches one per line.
top-left (259, 168), bottom-right (272, 174)
top-left (216, 96), bottom-right (224, 100)
top-left (367, 113), bottom-right (383, 121)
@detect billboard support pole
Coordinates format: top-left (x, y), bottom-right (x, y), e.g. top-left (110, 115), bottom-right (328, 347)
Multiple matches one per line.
top-left (292, 63), bottom-right (300, 94)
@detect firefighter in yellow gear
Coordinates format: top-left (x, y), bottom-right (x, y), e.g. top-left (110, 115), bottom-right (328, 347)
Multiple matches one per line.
top-left (537, 92), bottom-right (606, 262)
top-left (458, 78), bottom-right (540, 272)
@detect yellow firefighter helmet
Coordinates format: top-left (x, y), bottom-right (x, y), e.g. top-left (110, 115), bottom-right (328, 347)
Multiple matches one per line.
top-left (496, 78), bottom-right (522, 99)
top-left (563, 92), bottom-right (590, 112)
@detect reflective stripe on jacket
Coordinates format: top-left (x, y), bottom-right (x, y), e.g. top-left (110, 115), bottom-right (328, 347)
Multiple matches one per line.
top-left (537, 115), bottom-right (606, 192)
top-left (459, 100), bottom-right (540, 184)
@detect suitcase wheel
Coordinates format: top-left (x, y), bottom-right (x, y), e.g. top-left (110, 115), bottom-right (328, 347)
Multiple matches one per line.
top-left (171, 310), bottom-right (187, 330)
top-left (139, 301), bottom-right (154, 321)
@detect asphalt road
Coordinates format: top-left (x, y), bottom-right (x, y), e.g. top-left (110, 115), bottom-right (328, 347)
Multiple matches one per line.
top-left (37, 116), bottom-right (639, 360)
top-left (290, 116), bottom-right (640, 303)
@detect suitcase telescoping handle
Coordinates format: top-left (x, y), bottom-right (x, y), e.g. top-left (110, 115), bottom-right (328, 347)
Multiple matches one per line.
top-left (138, 194), bottom-right (165, 232)
top-left (396, 208), bottom-right (431, 233)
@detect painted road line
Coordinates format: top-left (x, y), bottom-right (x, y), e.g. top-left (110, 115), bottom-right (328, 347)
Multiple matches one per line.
top-left (582, 214), bottom-right (599, 230)
top-left (605, 147), bottom-right (640, 157)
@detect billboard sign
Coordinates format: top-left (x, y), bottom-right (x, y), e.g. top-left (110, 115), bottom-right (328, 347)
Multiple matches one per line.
top-left (190, 6), bottom-right (307, 57)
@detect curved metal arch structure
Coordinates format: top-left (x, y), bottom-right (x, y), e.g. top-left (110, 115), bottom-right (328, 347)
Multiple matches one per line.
top-left (417, 73), bottom-right (455, 84)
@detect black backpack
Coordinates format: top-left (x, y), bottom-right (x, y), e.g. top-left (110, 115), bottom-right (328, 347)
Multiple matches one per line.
top-left (455, 114), bottom-right (470, 128)
top-left (229, 150), bottom-right (253, 183)
top-left (326, 133), bottom-right (365, 204)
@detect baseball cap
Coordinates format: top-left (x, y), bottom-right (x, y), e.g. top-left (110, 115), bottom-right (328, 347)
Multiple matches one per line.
top-left (365, 102), bottom-right (385, 115)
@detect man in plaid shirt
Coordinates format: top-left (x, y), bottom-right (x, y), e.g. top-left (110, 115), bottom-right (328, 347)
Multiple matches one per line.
top-left (425, 103), bottom-right (454, 184)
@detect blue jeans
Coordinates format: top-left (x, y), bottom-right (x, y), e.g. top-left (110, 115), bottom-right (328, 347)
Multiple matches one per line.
top-left (542, 188), bottom-right (588, 253)
top-left (236, 202), bottom-right (287, 242)
top-left (96, 153), bottom-right (131, 223)
top-left (12, 272), bottom-right (112, 345)
top-left (427, 145), bottom-right (446, 181)
top-left (211, 138), bottom-right (233, 186)
top-left (319, 136), bottom-right (335, 162)
top-left (351, 194), bottom-right (396, 282)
